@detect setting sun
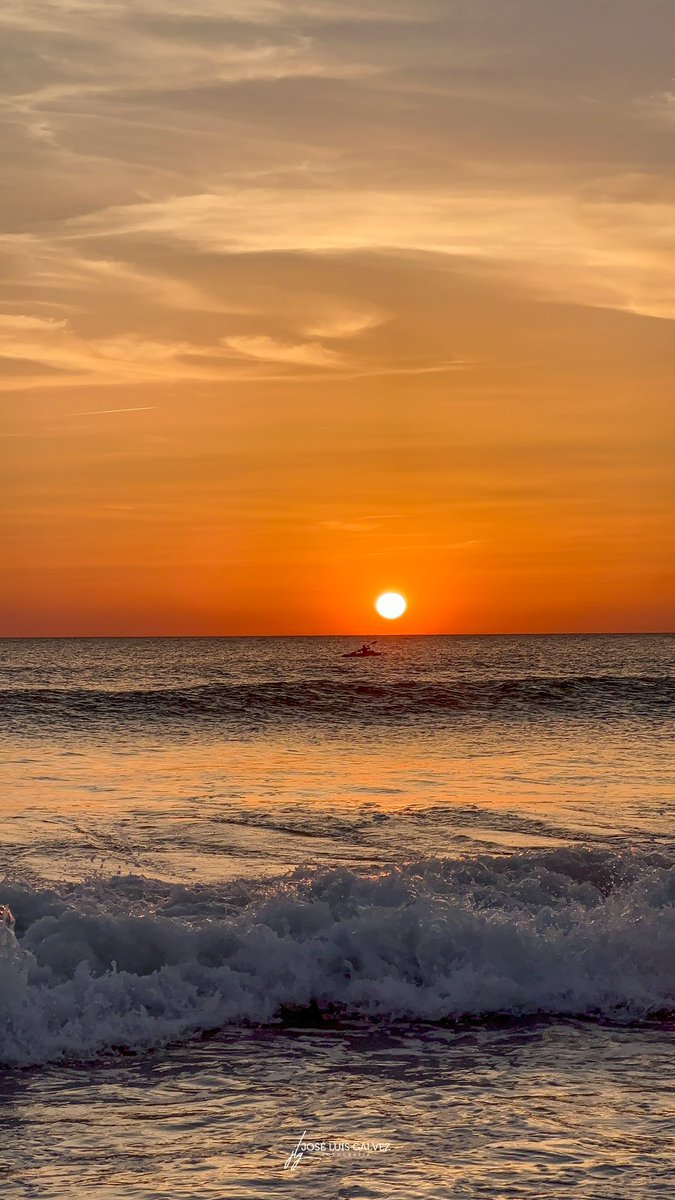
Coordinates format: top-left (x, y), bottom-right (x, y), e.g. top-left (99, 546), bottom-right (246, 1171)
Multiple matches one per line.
top-left (375, 592), bottom-right (407, 620)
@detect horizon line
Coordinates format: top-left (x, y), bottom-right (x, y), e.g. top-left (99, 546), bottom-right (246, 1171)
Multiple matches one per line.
top-left (1, 631), bottom-right (673, 641)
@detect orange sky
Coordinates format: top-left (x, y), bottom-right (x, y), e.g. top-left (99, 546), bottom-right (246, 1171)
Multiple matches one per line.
top-left (1, 1), bottom-right (674, 635)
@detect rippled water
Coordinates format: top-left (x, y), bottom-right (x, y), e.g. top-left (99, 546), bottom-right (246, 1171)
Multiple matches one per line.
top-left (1, 636), bottom-right (673, 1197)
top-left (2, 634), bottom-right (674, 729)
top-left (5, 1022), bottom-right (674, 1199)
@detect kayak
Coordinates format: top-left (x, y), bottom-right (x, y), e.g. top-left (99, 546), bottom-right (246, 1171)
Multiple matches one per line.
top-left (343, 649), bottom-right (383, 658)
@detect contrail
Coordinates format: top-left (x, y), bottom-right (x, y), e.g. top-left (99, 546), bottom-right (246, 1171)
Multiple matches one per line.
top-left (71, 406), bottom-right (155, 416)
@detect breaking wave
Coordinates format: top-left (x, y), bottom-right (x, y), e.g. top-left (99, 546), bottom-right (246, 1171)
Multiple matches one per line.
top-left (1, 847), bottom-right (673, 1066)
top-left (2, 675), bottom-right (674, 731)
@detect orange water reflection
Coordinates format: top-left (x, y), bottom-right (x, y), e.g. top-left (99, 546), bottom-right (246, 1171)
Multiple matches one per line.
top-left (2, 720), bottom-right (671, 882)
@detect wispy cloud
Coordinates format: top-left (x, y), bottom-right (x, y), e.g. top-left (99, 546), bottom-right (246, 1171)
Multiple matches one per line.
top-left (70, 407), bottom-right (156, 417)
top-left (0, 0), bottom-right (672, 411)
top-left (323, 514), bottom-right (400, 533)
top-left (224, 335), bottom-right (345, 368)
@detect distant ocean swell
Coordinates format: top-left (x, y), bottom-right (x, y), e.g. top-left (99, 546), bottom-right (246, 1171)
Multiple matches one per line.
top-left (2, 675), bottom-right (674, 728)
top-left (2, 848), bottom-right (673, 1066)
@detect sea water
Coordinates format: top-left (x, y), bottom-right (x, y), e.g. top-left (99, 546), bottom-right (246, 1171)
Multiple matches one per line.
top-left (1, 635), bottom-right (673, 1197)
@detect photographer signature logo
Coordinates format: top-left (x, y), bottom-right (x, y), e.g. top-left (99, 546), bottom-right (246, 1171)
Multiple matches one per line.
top-left (284, 1130), bottom-right (392, 1170)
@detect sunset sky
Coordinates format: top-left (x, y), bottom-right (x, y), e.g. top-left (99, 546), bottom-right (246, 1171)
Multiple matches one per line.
top-left (1, 0), bottom-right (674, 635)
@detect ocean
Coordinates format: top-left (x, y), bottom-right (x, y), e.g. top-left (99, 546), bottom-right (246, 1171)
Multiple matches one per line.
top-left (1, 635), bottom-right (673, 1198)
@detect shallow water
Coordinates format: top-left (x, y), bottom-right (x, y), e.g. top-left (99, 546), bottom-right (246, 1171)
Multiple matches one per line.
top-left (1, 636), bottom-right (673, 1197)
top-left (4, 1022), bottom-right (674, 1199)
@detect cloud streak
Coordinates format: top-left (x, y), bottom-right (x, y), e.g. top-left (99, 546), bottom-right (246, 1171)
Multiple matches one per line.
top-left (70, 407), bottom-right (156, 416)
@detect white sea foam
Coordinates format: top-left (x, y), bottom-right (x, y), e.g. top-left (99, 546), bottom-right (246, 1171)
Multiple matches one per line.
top-left (1, 849), bottom-right (673, 1066)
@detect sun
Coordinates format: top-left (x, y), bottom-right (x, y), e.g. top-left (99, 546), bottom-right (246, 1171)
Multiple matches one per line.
top-left (375, 592), bottom-right (407, 620)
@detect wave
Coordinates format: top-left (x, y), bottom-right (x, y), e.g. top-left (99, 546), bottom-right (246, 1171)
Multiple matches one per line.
top-left (1, 847), bottom-right (673, 1066)
top-left (2, 675), bottom-right (673, 729)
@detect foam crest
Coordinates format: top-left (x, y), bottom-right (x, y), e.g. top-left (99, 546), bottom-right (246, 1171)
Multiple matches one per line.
top-left (1, 848), bottom-right (673, 1066)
